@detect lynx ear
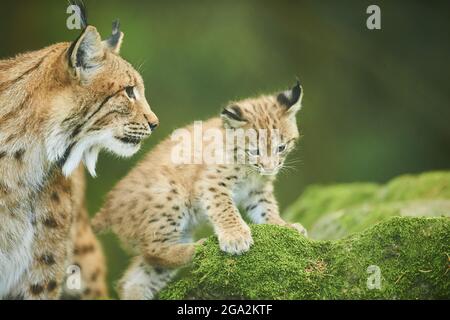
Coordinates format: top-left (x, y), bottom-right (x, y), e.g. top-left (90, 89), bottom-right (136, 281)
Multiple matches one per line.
top-left (103, 20), bottom-right (124, 54)
top-left (68, 26), bottom-right (105, 79)
top-left (277, 80), bottom-right (303, 116)
top-left (221, 105), bottom-right (247, 128)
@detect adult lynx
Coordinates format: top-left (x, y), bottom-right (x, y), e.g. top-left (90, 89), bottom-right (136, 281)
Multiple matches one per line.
top-left (0, 15), bottom-right (158, 299)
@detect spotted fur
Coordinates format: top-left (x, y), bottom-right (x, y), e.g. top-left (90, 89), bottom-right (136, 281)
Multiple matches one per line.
top-left (0, 20), bottom-right (157, 299)
top-left (61, 167), bottom-right (108, 300)
top-left (92, 82), bottom-right (307, 300)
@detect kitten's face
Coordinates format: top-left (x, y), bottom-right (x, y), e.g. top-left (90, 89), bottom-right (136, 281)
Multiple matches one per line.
top-left (221, 82), bottom-right (303, 176)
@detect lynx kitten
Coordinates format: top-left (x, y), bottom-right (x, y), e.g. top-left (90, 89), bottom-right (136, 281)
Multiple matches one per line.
top-left (93, 81), bottom-right (307, 299)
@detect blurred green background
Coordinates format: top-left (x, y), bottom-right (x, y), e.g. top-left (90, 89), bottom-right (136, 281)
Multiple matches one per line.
top-left (1, 0), bottom-right (449, 297)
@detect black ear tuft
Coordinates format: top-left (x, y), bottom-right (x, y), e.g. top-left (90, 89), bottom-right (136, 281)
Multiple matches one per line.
top-left (277, 79), bottom-right (303, 109)
top-left (108, 19), bottom-right (121, 46)
top-left (291, 79), bottom-right (302, 105)
top-left (112, 19), bottom-right (120, 34)
top-left (103, 19), bottom-right (124, 54)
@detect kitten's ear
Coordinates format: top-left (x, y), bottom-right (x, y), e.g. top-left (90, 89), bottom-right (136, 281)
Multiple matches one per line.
top-left (68, 26), bottom-right (105, 79)
top-left (277, 80), bottom-right (303, 117)
top-left (103, 20), bottom-right (124, 54)
top-left (221, 105), bottom-right (247, 128)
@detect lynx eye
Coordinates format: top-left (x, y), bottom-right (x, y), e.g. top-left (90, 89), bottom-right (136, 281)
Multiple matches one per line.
top-left (278, 144), bottom-right (287, 153)
top-left (247, 149), bottom-right (259, 156)
top-left (125, 86), bottom-right (136, 99)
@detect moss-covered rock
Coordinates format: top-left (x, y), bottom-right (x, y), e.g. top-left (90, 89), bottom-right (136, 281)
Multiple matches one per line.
top-left (309, 200), bottom-right (450, 240)
top-left (284, 171), bottom-right (450, 239)
top-left (159, 172), bottom-right (450, 299)
top-left (160, 217), bottom-right (450, 299)
top-left (283, 183), bottom-right (379, 229)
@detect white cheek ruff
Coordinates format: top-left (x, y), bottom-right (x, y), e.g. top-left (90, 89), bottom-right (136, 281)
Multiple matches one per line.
top-left (48, 126), bottom-right (141, 178)
top-left (104, 138), bottom-right (141, 158)
top-left (62, 130), bottom-right (141, 177)
top-left (61, 131), bottom-right (112, 177)
top-left (82, 146), bottom-right (101, 177)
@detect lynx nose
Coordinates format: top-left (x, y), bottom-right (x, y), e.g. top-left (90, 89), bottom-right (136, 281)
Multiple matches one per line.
top-left (144, 112), bottom-right (159, 132)
top-left (149, 122), bottom-right (158, 131)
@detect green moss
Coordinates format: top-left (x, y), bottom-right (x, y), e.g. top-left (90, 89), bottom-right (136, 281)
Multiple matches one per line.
top-left (284, 171), bottom-right (450, 237)
top-left (283, 183), bottom-right (379, 229)
top-left (310, 200), bottom-right (450, 240)
top-left (379, 171), bottom-right (450, 201)
top-left (160, 217), bottom-right (450, 299)
top-left (159, 172), bottom-right (450, 299)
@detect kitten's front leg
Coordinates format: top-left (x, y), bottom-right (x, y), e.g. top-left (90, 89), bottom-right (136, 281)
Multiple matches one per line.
top-left (244, 184), bottom-right (307, 236)
top-left (202, 180), bottom-right (253, 255)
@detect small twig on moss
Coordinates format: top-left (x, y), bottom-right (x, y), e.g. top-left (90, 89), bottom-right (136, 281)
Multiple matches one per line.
top-left (444, 252), bottom-right (450, 276)
top-left (394, 272), bottom-right (406, 284)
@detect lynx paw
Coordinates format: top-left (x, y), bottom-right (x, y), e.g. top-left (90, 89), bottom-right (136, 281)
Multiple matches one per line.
top-left (291, 223), bottom-right (308, 237)
top-left (218, 225), bottom-right (253, 255)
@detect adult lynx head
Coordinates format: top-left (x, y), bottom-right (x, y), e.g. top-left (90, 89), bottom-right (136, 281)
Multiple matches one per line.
top-left (46, 21), bottom-right (159, 176)
top-left (0, 17), bottom-right (158, 180)
top-left (221, 81), bottom-right (303, 176)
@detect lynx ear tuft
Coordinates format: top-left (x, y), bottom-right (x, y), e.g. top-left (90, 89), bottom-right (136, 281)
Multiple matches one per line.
top-left (277, 80), bottom-right (303, 115)
top-left (221, 105), bottom-right (247, 128)
top-left (103, 19), bottom-right (124, 54)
